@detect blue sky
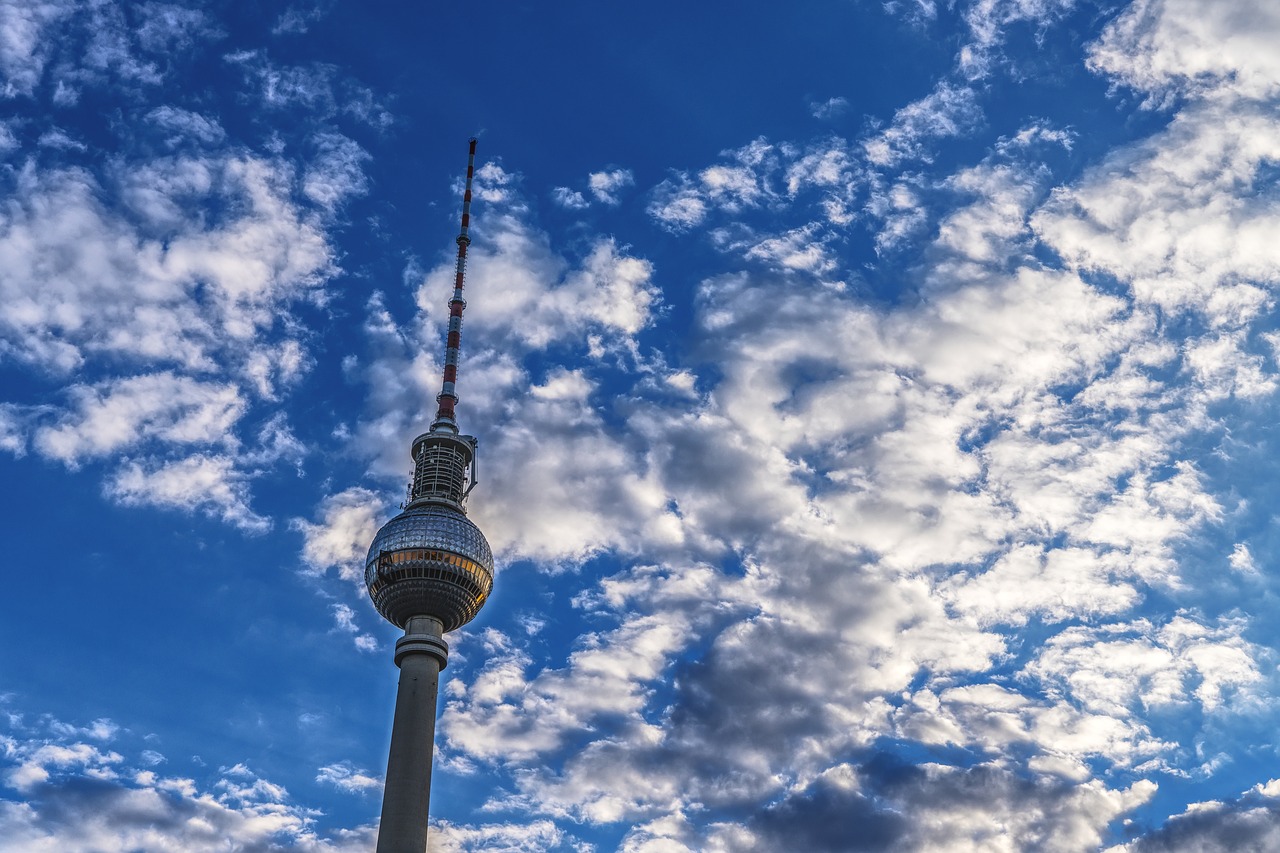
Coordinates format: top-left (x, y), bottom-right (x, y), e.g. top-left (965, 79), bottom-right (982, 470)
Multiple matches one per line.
top-left (4, 0), bottom-right (1280, 850)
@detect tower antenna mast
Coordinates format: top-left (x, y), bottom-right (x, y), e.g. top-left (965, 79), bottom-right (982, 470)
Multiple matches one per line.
top-left (432, 137), bottom-right (476, 433)
top-left (365, 139), bottom-right (494, 853)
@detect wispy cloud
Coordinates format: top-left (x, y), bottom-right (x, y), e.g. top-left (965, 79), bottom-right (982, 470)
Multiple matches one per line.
top-left (809, 95), bottom-right (849, 120)
top-left (587, 168), bottom-right (634, 204)
top-left (107, 454), bottom-right (269, 532)
top-left (316, 760), bottom-right (380, 793)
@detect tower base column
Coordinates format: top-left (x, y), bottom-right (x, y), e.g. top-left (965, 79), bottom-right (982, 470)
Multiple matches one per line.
top-left (376, 616), bottom-right (449, 853)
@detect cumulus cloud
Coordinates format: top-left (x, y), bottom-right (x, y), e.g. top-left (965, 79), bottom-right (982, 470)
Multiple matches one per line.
top-left (1115, 782), bottom-right (1280, 851)
top-left (646, 176), bottom-right (709, 230)
top-left (0, 157), bottom-right (332, 374)
top-left (1089, 0), bottom-right (1280, 104)
top-left (1033, 100), bottom-right (1280, 328)
top-left (293, 487), bottom-right (389, 585)
top-left (734, 761), bottom-right (1157, 853)
top-left (442, 613), bottom-right (695, 763)
top-left (0, 0), bottom-right (383, 544)
top-left (0, 403), bottom-right (30, 456)
top-left (865, 175), bottom-right (929, 251)
top-left (404, 164), bottom-right (660, 355)
top-left (0, 704), bottom-right (597, 853)
top-left (32, 374), bottom-right (243, 466)
top-left (7, 742), bottom-right (123, 793)
top-left (0, 723), bottom-right (376, 851)
top-left (1026, 615), bottom-right (1262, 717)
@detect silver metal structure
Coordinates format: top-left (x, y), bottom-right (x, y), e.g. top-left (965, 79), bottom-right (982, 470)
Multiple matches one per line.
top-left (366, 138), bottom-right (493, 853)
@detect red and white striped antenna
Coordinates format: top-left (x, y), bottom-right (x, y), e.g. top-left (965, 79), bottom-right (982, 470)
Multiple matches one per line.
top-left (431, 137), bottom-right (477, 434)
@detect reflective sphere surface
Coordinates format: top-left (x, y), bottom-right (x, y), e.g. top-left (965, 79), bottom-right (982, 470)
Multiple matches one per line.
top-left (365, 504), bottom-right (494, 631)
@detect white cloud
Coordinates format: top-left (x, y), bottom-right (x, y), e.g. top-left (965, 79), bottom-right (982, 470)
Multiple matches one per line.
top-left (303, 131), bottom-right (370, 212)
top-left (7, 742), bottom-right (122, 792)
top-left (442, 613), bottom-right (693, 763)
top-left (550, 186), bottom-right (589, 209)
top-left (1089, 0), bottom-right (1280, 104)
top-left (809, 96), bottom-right (849, 119)
top-left (863, 83), bottom-right (983, 167)
top-left (464, 365), bottom-right (679, 563)
top-left (0, 403), bottom-right (28, 456)
top-left (0, 724), bottom-right (376, 851)
top-left (1228, 542), bottom-right (1258, 574)
top-left (47, 718), bottom-right (118, 742)
top-left (588, 168), bottom-right (634, 204)
top-left (272, 2), bottom-right (333, 36)
top-left (132, 4), bottom-right (210, 56)
top-left (293, 487), bottom-right (388, 584)
top-left (429, 818), bottom-right (576, 853)
top-left (958, 0), bottom-right (1079, 79)
top-left (0, 118), bottom-right (17, 153)
top-left (866, 175), bottom-right (929, 251)
top-left (1033, 100), bottom-right (1280, 328)
top-left (226, 50), bottom-right (391, 128)
top-left (888, 615), bottom-right (1264, 777)
top-left (36, 127), bottom-right (86, 151)
top-left (243, 340), bottom-right (310, 400)
top-left (785, 141), bottom-right (857, 195)
top-left (0, 156), bottom-right (332, 374)
top-left (891, 768), bottom-right (1156, 853)
top-left (0, 119), bottom-right (346, 528)
top-left (413, 195), bottom-right (658, 356)
top-left (330, 603), bottom-right (379, 653)
top-left (883, 0), bottom-right (940, 25)
top-left (1112, 781), bottom-right (1280, 851)
top-left (740, 223), bottom-right (839, 275)
top-left (648, 139), bottom-right (780, 231)
top-left (646, 176), bottom-right (709, 231)
top-left (944, 545), bottom-right (1141, 627)
top-left (701, 165), bottom-right (768, 210)
top-left (0, 0), bottom-right (75, 97)
top-left (106, 454), bottom-right (269, 533)
top-left (147, 106), bottom-right (227, 147)
top-left (315, 761), bottom-right (380, 794)
top-left (32, 373), bottom-right (244, 466)
top-left (0, 0), bottom-right (212, 105)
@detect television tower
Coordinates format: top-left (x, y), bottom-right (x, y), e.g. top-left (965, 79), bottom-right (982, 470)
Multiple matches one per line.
top-left (364, 138), bottom-right (493, 853)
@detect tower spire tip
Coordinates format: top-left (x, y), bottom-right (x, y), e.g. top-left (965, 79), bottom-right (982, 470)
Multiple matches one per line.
top-left (431, 139), bottom-right (477, 434)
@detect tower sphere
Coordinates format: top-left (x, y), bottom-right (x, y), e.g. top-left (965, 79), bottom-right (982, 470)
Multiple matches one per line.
top-left (365, 504), bottom-right (494, 632)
